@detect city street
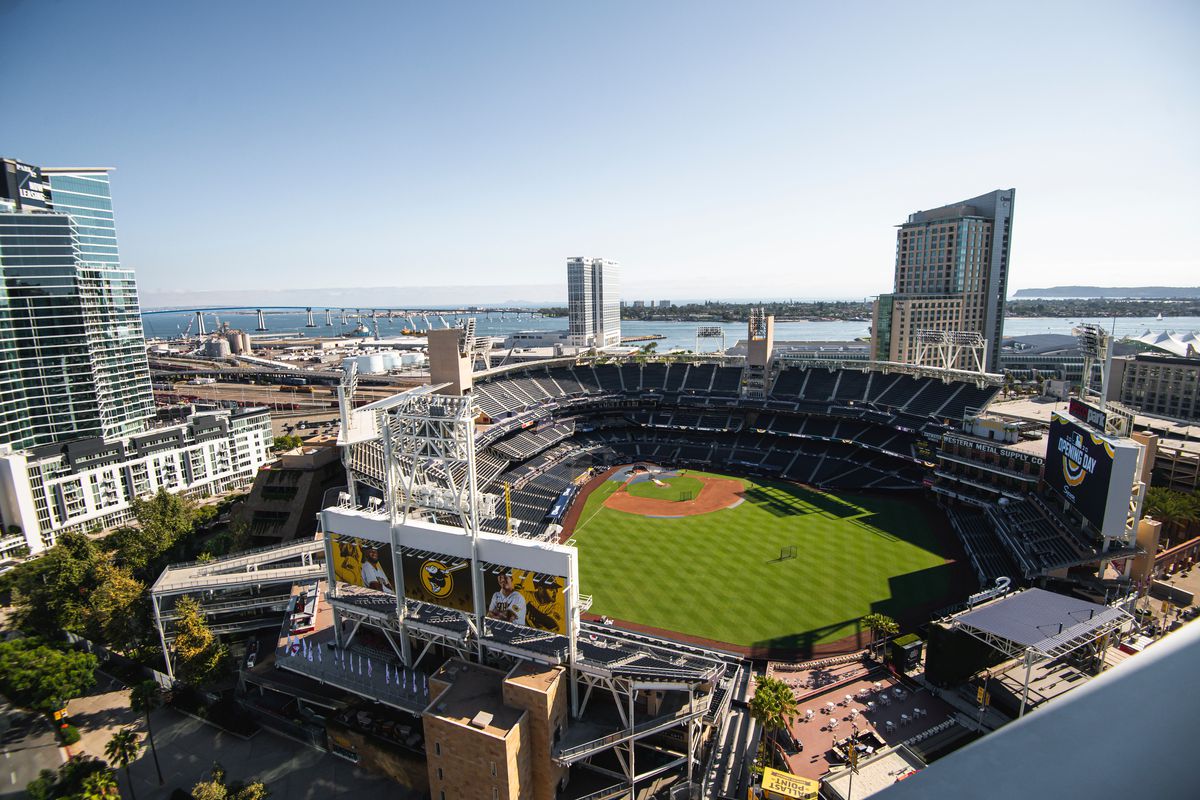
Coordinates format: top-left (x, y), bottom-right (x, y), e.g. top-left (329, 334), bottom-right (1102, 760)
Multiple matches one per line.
top-left (64, 674), bottom-right (405, 799)
top-left (0, 709), bottom-right (63, 799)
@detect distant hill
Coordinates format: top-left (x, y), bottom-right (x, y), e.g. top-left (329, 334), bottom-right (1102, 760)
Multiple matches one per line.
top-left (1013, 286), bottom-right (1200, 299)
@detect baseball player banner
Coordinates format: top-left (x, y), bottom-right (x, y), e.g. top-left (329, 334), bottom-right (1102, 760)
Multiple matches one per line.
top-left (482, 564), bottom-right (567, 634)
top-left (401, 548), bottom-right (475, 612)
top-left (330, 533), bottom-right (397, 593)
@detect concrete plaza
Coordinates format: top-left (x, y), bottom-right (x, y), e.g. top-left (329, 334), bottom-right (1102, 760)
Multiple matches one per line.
top-left (66, 673), bottom-right (408, 799)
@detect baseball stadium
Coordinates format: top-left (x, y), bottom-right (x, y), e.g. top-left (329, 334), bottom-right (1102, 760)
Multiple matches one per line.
top-left (153, 316), bottom-right (1153, 799)
top-left (468, 353), bottom-right (999, 657)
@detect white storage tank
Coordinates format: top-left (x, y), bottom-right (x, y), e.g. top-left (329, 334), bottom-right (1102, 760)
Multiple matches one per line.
top-left (204, 337), bottom-right (232, 358)
top-left (357, 354), bottom-right (386, 374)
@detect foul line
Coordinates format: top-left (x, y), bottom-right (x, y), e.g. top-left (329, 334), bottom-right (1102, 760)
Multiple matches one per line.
top-left (573, 489), bottom-right (616, 535)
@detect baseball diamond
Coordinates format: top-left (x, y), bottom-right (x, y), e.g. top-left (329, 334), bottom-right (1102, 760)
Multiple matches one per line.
top-left (567, 466), bottom-right (971, 657)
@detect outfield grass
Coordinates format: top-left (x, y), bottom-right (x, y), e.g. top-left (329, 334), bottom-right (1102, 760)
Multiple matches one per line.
top-left (625, 474), bottom-right (705, 502)
top-left (573, 470), bottom-right (961, 651)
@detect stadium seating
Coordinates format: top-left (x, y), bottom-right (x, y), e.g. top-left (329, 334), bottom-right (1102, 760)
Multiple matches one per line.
top-left (769, 368), bottom-right (806, 399)
top-left (833, 369), bottom-right (871, 402)
top-left (662, 363), bottom-right (688, 393)
top-left (710, 366), bottom-right (742, 394)
top-left (984, 497), bottom-right (1101, 578)
top-left (799, 369), bottom-right (838, 401)
top-left (594, 365), bottom-right (624, 392)
top-left (945, 504), bottom-right (1019, 586)
top-left (492, 422), bottom-right (576, 461)
top-left (641, 363), bottom-right (667, 392)
top-left (683, 364), bottom-right (716, 393)
top-left (466, 359), bottom-right (1001, 540)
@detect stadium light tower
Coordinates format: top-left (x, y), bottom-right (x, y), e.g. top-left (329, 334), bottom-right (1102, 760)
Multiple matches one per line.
top-left (1075, 323), bottom-right (1112, 408)
top-left (695, 325), bottom-right (725, 354)
top-left (915, 329), bottom-right (986, 373)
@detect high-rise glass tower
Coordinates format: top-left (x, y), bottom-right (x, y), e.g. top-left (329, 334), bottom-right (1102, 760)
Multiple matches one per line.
top-left (567, 257), bottom-right (620, 347)
top-left (0, 159), bottom-right (154, 449)
top-left (872, 189), bottom-right (1015, 372)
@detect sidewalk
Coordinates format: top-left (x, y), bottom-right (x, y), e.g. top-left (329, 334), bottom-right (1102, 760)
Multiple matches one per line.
top-left (66, 671), bottom-right (140, 761)
top-left (65, 673), bottom-right (408, 798)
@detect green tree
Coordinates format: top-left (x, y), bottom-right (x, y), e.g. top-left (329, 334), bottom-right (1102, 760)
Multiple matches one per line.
top-left (748, 675), bottom-right (797, 765)
top-left (190, 762), bottom-right (269, 800)
top-left (130, 681), bottom-right (165, 786)
top-left (0, 638), bottom-right (97, 712)
top-left (1145, 486), bottom-right (1200, 545)
top-left (84, 563), bottom-right (147, 648)
top-left (8, 531), bottom-right (102, 636)
top-left (24, 769), bottom-right (57, 800)
top-left (105, 728), bottom-right (142, 800)
top-left (110, 489), bottom-right (198, 575)
top-left (172, 596), bottom-right (227, 686)
top-left (25, 755), bottom-right (110, 799)
top-left (862, 612), bottom-right (899, 656)
top-left (272, 435), bottom-right (303, 451)
top-left (80, 768), bottom-right (118, 799)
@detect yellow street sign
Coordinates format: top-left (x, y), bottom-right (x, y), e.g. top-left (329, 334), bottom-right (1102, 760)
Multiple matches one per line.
top-left (762, 767), bottom-right (820, 799)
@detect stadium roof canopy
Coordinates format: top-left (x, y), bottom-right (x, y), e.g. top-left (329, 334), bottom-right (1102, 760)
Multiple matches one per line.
top-left (950, 588), bottom-right (1129, 661)
top-left (1128, 329), bottom-right (1200, 357)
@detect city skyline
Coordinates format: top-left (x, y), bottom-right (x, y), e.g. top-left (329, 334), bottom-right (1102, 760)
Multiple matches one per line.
top-left (4, 1), bottom-right (1198, 301)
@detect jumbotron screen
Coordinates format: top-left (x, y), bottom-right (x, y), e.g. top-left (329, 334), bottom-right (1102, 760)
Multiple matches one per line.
top-left (1044, 413), bottom-right (1140, 538)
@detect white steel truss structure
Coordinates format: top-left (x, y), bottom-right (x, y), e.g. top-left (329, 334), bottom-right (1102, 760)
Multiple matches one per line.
top-left (381, 388), bottom-right (499, 525)
top-left (694, 325), bottom-right (725, 354)
top-left (946, 592), bottom-right (1132, 718)
top-left (915, 329), bottom-right (987, 374)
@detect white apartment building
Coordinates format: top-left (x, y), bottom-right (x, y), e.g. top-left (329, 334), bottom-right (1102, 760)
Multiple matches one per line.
top-left (0, 408), bottom-right (272, 555)
top-left (567, 257), bottom-right (621, 347)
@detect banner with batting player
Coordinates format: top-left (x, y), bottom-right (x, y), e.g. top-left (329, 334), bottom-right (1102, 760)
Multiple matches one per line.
top-left (482, 563), bottom-right (567, 634)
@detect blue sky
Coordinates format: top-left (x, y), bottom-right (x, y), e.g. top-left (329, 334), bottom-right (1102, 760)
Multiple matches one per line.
top-left (6, 0), bottom-right (1198, 302)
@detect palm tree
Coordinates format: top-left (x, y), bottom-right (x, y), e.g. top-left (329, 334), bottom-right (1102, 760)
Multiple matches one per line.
top-left (129, 681), bottom-right (165, 786)
top-left (748, 675), bottom-right (797, 765)
top-left (105, 728), bottom-right (142, 800)
top-left (862, 613), bottom-right (899, 657)
top-left (1145, 487), bottom-right (1200, 546)
top-left (80, 769), bottom-right (118, 799)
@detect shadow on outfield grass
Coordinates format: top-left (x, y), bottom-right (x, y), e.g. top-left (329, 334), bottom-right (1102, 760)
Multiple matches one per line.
top-left (870, 562), bottom-right (962, 623)
top-left (741, 486), bottom-right (814, 517)
top-left (858, 493), bottom-right (963, 560)
top-left (750, 616), bottom-right (869, 659)
top-left (741, 482), bottom-right (864, 520)
top-left (746, 562), bottom-right (971, 658)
